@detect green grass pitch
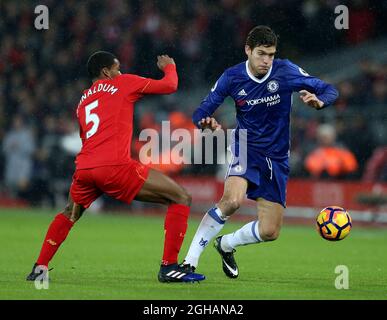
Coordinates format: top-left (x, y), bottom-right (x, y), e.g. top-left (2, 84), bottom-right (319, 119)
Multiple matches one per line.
top-left (0, 208), bottom-right (386, 300)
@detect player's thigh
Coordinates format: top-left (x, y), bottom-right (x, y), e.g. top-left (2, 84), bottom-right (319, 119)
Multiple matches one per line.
top-left (217, 176), bottom-right (248, 216)
top-left (135, 168), bottom-right (191, 206)
top-left (256, 197), bottom-right (284, 240)
top-left (70, 169), bottom-right (102, 213)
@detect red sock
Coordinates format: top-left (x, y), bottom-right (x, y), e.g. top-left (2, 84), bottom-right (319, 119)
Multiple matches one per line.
top-left (162, 204), bottom-right (190, 266)
top-left (36, 213), bottom-right (74, 267)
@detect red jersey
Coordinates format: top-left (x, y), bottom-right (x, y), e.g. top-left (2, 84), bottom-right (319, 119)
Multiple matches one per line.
top-left (75, 64), bottom-right (178, 169)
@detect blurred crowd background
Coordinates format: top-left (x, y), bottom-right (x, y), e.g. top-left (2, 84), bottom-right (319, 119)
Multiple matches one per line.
top-left (1, 0), bottom-right (387, 207)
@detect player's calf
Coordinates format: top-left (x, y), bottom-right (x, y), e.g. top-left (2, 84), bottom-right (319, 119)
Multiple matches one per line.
top-left (27, 212), bottom-right (75, 277)
top-left (256, 198), bottom-right (284, 241)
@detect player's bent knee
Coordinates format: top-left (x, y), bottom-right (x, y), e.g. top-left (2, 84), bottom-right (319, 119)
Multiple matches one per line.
top-left (61, 203), bottom-right (84, 223)
top-left (61, 204), bottom-right (72, 219)
top-left (176, 191), bottom-right (192, 206)
top-left (219, 198), bottom-right (241, 215)
top-left (260, 227), bottom-right (280, 241)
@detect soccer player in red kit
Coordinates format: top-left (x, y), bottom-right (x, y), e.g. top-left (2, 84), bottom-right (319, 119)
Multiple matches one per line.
top-left (26, 51), bottom-right (205, 283)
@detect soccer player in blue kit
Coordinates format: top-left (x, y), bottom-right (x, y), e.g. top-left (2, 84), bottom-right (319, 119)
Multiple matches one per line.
top-left (182, 26), bottom-right (339, 278)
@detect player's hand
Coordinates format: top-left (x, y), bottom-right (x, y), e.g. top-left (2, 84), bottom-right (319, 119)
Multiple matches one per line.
top-left (299, 90), bottom-right (324, 109)
top-left (198, 117), bottom-right (222, 131)
top-left (157, 55), bottom-right (175, 71)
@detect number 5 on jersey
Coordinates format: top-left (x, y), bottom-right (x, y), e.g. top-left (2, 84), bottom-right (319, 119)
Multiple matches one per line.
top-left (85, 100), bottom-right (100, 139)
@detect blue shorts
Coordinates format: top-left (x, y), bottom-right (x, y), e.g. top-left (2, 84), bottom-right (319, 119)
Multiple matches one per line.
top-left (226, 144), bottom-right (289, 207)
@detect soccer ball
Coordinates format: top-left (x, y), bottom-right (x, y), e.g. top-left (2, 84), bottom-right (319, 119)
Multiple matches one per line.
top-left (316, 206), bottom-right (352, 241)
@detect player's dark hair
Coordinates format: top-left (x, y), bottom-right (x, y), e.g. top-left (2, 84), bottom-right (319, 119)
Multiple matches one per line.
top-left (246, 26), bottom-right (278, 48)
top-left (87, 51), bottom-right (117, 79)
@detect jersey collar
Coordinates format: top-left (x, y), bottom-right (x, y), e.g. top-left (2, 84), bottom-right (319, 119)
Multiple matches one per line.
top-left (245, 60), bottom-right (273, 83)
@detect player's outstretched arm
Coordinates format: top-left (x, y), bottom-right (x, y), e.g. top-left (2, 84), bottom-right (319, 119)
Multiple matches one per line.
top-left (141, 55), bottom-right (178, 94)
top-left (285, 60), bottom-right (339, 109)
top-left (192, 71), bottom-right (230, 130)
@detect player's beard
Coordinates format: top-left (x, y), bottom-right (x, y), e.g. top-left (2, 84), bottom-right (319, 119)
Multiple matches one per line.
top-left (256, 69), bottom-right (269, 78)
top-left (252, 64), bottom-right (269, 78)
top-left (248, 60), bottom-right (269, 78)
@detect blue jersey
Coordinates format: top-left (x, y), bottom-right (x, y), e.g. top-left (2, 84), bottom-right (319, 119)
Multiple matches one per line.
top-left (193, 59), bottom-right (339, 159)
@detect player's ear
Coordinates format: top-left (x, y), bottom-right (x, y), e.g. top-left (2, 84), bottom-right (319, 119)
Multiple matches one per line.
top-left (101, 67), bottom-right (111, 79)
top-left (245, 45), bottom-right (251, 56)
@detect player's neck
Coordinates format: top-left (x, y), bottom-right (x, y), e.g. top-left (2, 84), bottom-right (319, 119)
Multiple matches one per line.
top-left (93, 76), bottom-right (107, 83)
